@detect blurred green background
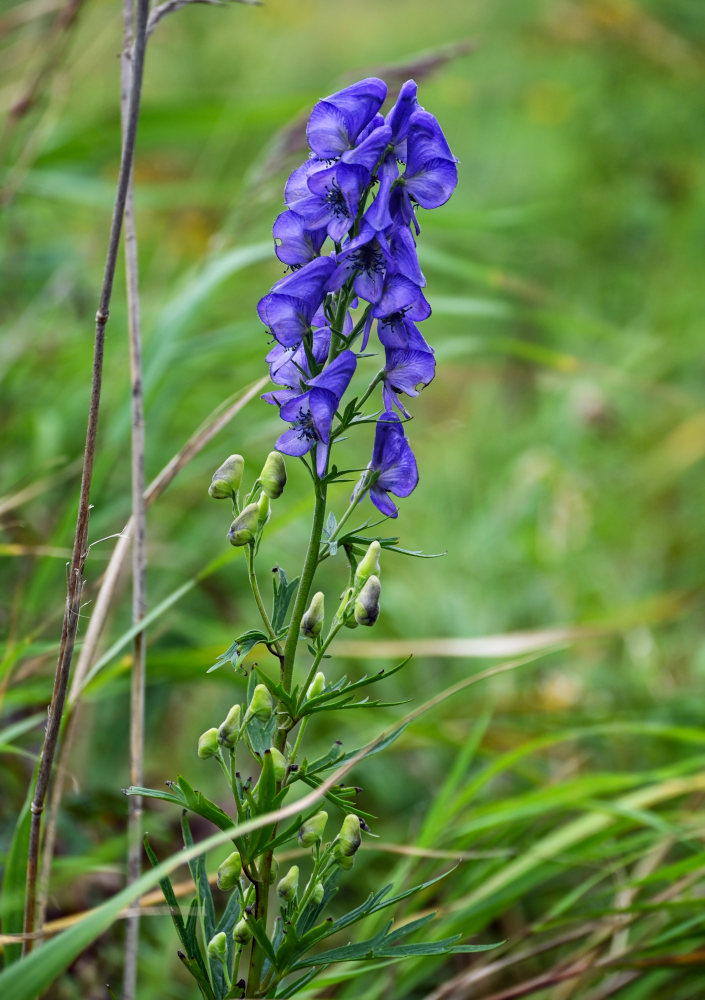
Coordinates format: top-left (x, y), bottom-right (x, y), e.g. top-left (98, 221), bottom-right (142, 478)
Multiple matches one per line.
top-left (3, 0), bottom-right (705, 997)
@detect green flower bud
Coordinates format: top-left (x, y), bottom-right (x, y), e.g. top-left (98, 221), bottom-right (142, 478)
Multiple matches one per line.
top-left (216, 850), bottom-right (242, 891)
top-left (277, 865), bottom-right (299, 902)
top-left (207, 931), bottom-right (227, 960)
top-left (197, 727), bottom-right (220, 759)
top-left (298, 810), bottom-right (328, 847)
top-left (354, 575), bottom-right (380, 627)
top-left (259, 451), bottom-right (287, 499)
top-left (311, 880), bottom-right (325, 905)
top-left (335, 814), bottom-right (362, 859)
top-left (354, 540), bottom-right (381, 589)
top-left (227, 502), bottom-right (259, 547)
top-left (244, 683), bottom-right (273, 724)
top-left (301, 591), bottom-right (325, 638)
top-left (268, 746), bottom-right (287, 782)
top-left (335, 852), bottom-right (354, 870)
top-left (306, 671), bottom-right (326, 700)
top-left (209, 454), bottom-right (244, 499)
top-left (218, 703), bottom-right (242, 747)
top-left (233, 918), bottom-right (252, 945)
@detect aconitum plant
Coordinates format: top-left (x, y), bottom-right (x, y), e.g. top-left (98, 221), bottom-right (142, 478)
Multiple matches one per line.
top-left (128, 78), bottom-right (485, 999)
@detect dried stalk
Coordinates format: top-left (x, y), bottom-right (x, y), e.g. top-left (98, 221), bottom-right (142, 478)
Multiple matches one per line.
top-left (120, 0), bottom-right (146, 994)
top-left (22, 0), bottom-right (151, 954)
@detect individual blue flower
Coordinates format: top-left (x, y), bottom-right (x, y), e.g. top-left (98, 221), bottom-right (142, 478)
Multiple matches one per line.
top-left (276, 350), bottom-right (357, 476)
top-left (263, 326), bottom-right (332, 406)
top-left (329, 224), bottom-right (394, 304)
top-left (358, 411), bottom-right (419, 518)
top-left (307, 78), bottom-right (387, 159)
top-left (272, 210), bottom-right (327, 268)
top-left (381, 348), bottom-right (436, 418)
top-left (257, 256), bottom-right (336, 348)
top-left (394, 109), bottom-right (458, 223)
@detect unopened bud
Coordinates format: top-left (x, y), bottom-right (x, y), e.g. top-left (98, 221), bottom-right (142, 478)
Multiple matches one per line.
top-left (354, 540), bottom-right (381, 589)
top-left (268, 746), bottom-right (287, 782)
top-left (227, 502), bottom-right (259, 546)
top-left (218, 704), bottom-right (242, 747)
top-left (298, 810), bottom-right (328, 847)
top-left (277, 865), bottom-right (299, 902)
top-left (197, 727), bottom-right (220, 759)
top-left (301, 592), bottom-right (325, 638)
top-left (244, 684), bottom-right (273, 724)
top-left (257, 491), bottom-right (270, 529)
top-left (260, 451), bottom-right (287, 499)
top-left (311, 881), bottom-right (325, 905)
top-left (306, 671), bottom-right (326, 700)
top-left (335, 814), bottom-right (362, 860)
top-left (354, 575), bottom-right (380, 627)
top-left (217, 850), bottom-right (242, 890)
top-left (207, 931), bottom-right (227, 960)
top-left (209, 455), bottom-right (244, 499)
top-left (233, 918), bottom-right (252, 945)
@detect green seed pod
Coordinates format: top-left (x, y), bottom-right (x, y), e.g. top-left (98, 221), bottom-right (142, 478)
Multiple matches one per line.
top-left (244, 683), bottom-right (273, 724)
top-left (306, 671), bottom-right (326, 700)
top-left (207, 931), bottom-right (227, 960)
top-left (218, 703), bottom-right (242, 748)
top-left (298, 810), bottom-right (328, 848)
top-left (268, 746), bottom-right (287, 782)
top-left (311, 880), bottom-right (325, 905)
top-left (216, 850), bottom-right (242, 891)
top-left (197, 727), bottom-right (220, 760)
top-left (209, 454), bottom-right (244, 500)
top-left (301, 592), bottom-right (325, 638)
top-left (233, 918), bottom-right (252, 945)
top-left (277, 864), bottom-right (299, 902)
top-left (335, 814), bottom-right (362, 859)
top-left (354, 540), bottom-right (381, 589)
top-left (259, 451), bottom-right (287, 499)
top-left (257, 491), bottom-right (271, 529)
top-left (354, 574), bottom-right (381, 627)
top-left (227, 502), bottom-right (259, 547)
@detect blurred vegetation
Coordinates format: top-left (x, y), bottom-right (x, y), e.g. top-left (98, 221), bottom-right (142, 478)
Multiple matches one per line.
top-left (2, 0), bottom-right (705, 997)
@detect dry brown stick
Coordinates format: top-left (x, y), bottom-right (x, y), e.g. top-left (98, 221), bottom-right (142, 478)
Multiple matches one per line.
top-left (119, 0), bottom-right (146, 994)
top-left (21, 0), bottom-right (151, 954)
top-left (35, 376), bottom-right (268, 931)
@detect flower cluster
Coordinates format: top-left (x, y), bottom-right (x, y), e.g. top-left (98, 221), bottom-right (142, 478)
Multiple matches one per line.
top-left (259, 77), bottom-right (457, 515)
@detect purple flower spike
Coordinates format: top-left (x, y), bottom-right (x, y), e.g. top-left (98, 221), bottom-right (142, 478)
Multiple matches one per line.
top-left (307, 78), bottom-right (387, 158)
top-left (257, 256), bottom-right (336, 347)
top-left (362, 411), bottom-right (419, 518)
top-left (382, 348), bottom-right (436, 417)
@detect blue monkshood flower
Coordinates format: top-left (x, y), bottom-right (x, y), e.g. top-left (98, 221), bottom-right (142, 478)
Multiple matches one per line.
top-left (377, 313), bottom-right (433, 353)
top-left (263, 326), bottom-right (332, 406)
top-left (381, 348), bottom-right (436, 418)
top-left (391, 109), bottom-right (458, 231)
top-left (329, 226), bottom-right (394, 304)
top-left (272, 210), bottom-right (327, 268)
top-left (385, 80), bottom-right (420, 161)
top-left (257, 256), bottom-right (336, 348)
top-left (357, 410), bottom-right (419, 518)
top-left (276, 350), bottom-right (357, 476)
top-left (362, 272), bottom-right (430, 350)
top-left (307, 78), bottom-right (387, 159)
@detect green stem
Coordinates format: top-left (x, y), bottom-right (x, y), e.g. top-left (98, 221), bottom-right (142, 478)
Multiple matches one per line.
top-left (247, 544), bottom-right (282, 656)
top-left (298, 620), bottom-right (344, 714)
top-left (280, 483), bottom-right (328, 698)
top-left (289, 716), bottom-right (309, 766)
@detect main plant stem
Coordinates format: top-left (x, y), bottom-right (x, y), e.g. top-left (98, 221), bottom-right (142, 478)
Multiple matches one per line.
top-left (22, 0), bottom-right (150, 953)
top-left (246, 477), bottom-right (327, 996)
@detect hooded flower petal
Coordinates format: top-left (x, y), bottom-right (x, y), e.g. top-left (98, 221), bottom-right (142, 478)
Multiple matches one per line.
top-left (306, 349), bottom-right (356, 399)
top-left (258, 256), bottom-right (336, 347)
top-left (273, 210), bottom-right (327, 267)
top-left (307, 78), bottom-right (387, 158)
top-left (382, 348), bottom-right (436, 416)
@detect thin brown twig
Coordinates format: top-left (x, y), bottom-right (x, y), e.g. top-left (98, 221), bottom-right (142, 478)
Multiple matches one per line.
top-left (35, 377), bottom-right (267, 932)
top-left (120, 0), bottom-right (146, 993)
top-left (22, 0), bottom-right (151, 954)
